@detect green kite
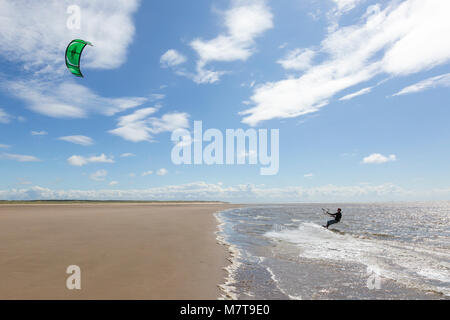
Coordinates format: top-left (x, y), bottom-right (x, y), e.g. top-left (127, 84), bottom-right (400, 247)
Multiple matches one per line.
top-left (65, 39), bottom-right (93, 77)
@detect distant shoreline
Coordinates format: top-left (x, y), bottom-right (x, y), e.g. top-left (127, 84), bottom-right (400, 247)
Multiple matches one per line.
top-left (0, 200), bottom-right (229, 205)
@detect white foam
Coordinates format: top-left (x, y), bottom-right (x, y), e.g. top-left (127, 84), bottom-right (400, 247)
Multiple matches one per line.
top-left (252, 215), bottom-right (272, 220)
top-left (266, 222), bottom-right (450, 296)
top-left (215, 210), bottom-right (241, 300)
top-left (417, 268), bottom-right (450, 283)
top-left (266, 266), bottom-right (302, 300)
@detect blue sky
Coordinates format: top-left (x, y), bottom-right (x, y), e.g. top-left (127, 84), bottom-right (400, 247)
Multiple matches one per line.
top-left (1, 0), bottom-right (450, 202)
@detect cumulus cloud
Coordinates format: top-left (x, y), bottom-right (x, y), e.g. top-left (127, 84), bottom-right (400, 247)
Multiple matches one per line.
top-left (109, 107), bottom-right (157, 142)
top-left (90, 169), bottom-right (108, 182)
top-left (241, 0), bottom-right (450, 125)
top-left (0, 0), bottom-right (140, 75)
top-left (149, 113), bottom-right (190, 134)
top-left (393, 73), bottom-right (450, 96)
top-left (67, 154), bottom-right (114, 167)
top-left (1, 181), bottom-right (446, 202)
top-left (142, 171), bottom-right (153, 177)
top-left (58, 135), bottom-right (94, 146)
top-left (109, 108), bottom-right (190, 142)
top-left (277, 48), bottom-right (315, 71)
top-left (156, 168), bottom-right (168, 176)
top-left (362, 153), bottom-right (397, 164)
top-left (109, 181), bottom-right (119, 186)
top-left (160, 49), bottom-right (187, 68)
top-left (0, 153), bottom-right (41, 162)
top-left (186, 0), bottom-right (273, 83)
top-left (5, 80), bottom-right (147, 119)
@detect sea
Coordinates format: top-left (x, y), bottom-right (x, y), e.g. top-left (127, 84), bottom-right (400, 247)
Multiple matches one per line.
top-left (215, 202), bottom-right (450, 300)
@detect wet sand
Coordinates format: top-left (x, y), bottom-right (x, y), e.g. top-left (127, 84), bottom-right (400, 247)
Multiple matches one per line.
top-left (0, 203), bottom-right (238, 299)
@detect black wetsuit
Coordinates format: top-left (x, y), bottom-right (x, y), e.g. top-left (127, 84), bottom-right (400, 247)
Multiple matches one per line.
top-left (326, 211), bottom-right (342, 228)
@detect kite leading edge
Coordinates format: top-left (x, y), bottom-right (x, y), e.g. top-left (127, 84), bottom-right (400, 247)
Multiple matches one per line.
top-left (65, 39), bottom-right (93, 77)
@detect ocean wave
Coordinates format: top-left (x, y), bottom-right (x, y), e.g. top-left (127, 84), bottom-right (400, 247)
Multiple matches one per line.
top-left (265, 222), bottom-right (450, 296)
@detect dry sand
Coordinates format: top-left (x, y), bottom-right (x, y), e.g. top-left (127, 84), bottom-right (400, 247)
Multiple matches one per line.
top-left (0, 203), bottom-right (239, 299)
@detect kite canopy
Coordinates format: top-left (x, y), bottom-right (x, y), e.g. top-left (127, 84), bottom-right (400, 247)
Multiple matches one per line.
top-left (65, 39), bottom-right (93, 77)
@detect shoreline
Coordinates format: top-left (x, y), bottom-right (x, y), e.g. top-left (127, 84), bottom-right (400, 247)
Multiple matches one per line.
top-left (0, 203), bottom-right (240, 299)
top-left (212, 204), bottom-right (450, 299)
top-left (214, 209), bottom-right (241, 300)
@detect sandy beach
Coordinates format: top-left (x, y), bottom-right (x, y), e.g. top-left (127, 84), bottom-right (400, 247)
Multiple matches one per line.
top-left (0, 203), bottom-right (238, 300)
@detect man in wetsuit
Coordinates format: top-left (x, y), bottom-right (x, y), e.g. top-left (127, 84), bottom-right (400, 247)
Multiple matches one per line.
top-left (323, 208), bottom-right (342, 229)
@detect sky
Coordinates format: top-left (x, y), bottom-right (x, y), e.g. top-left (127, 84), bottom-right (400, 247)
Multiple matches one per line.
top-left (0, 0), bottom-right (450, 203)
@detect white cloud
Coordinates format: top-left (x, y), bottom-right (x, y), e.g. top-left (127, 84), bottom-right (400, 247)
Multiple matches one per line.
top-left (160, 49), bottom-right (187, 68)
top-left (67, 155), bottom-right (88, 167)
top-left (393, 73), bottom-right (450, 96)
top-left (90, 154), bottom-right (114, 164)
top-left (142, 171), bottom-right (153, 177)
top-left (148, 113), bottom-right (191, 134)
top-left (0, 109), bottom-right (25, 124)
top-left (188, 64), bottom-right (225, 84)
top-left (109, 181), bottom-right (119, 186)
top-left (120, 153), bottom-right (136, 158)
top-left (362, 153), bottom-right (397, 164)
top-left (241, 0), bottom-right (450, 125)
top-left (339, 86), bottom-right (373, 101)
top-left (157, 168), bottom-right (168, 176)
top-left (109, 108), bottom-right (190, 142)
top-left (277, 48), bottom-right (315, 71)
top-left (31, 131), bottom-right (48, 136)
top-left (151, 93), bottom-right (166, 101)
top-left (5, 80), bottom-right (147, 119)
top-left (0, 108), bottom-right (12, 124)
top-left (332, 0), bottom-right (364, 14)
top-left (0, 0), bottom-right (140, 75)
top-left (0, 153), bottom-right (41, 162)
top-left (67, 154), bottom-right (114, 167)
top-left (2, 181), bottom-right (447, 202)
top-left (0, 144), bottom-right (10, 149)
top-left (304, 173), bottom-right (314, 178)
top-left (58, 135), bottom-right (94, 146)
top-left (0, 1), bottom-right (145, 120)
top-left (90, 169), bottom-right (108, 182)
top-left (188, 0), bottom-right (273, 83)
top-left (109, 107), bottom-right (157, 142)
